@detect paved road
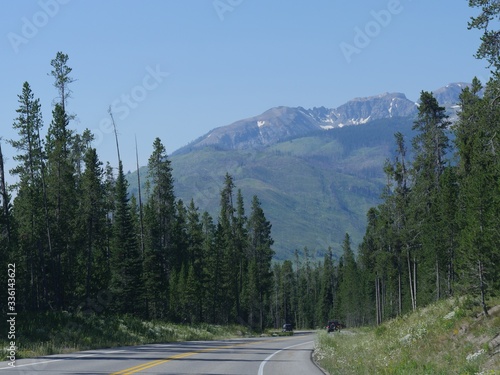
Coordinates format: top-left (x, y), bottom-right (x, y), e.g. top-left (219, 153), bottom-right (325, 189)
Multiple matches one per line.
top-left (0, 331), bottom-right (324, 375)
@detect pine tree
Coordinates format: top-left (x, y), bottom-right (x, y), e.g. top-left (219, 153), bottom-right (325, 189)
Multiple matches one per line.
top-left (233, 190), bottom-right (248, 320)
top-left (185, 200), bottom-right (205, 322)
top-left (338, 233), bottom-right (361, 327)
top-left (45, 103), bottom-right (79, 309)
top-left (357, 208), bottom-right (380, 325)
top-left (70, 130), bottom-right (93, 182)
top-left (383, 132), bottom-right (412, 315)
top-left (143, 137), bottom-right (175, 318)
top-left (454, 79), bottom-right (500, 315)
top-left (77, 147), bottom-right (109, 304)
top-left (8, 82), bottom-right (48, 311)
top-left (49, 51), bottom-right (75, 114)
top-left (293, 249), bottom-right (304, 327)
top-left (0, 141), bottom-right (14, 315)
top-left (247, 195), bottom-right (274, 331)
top-left (0, 142), bottom-right (12, 247)
top-left (316, 247), bottom-right (335, 325)
top-left (370, 147), bottom-right (410, 321)
top-left (201, 211), bottom-right (217, 323)
top-left (215, 173), bottom-right (237, 323)
top-left (297, 247), bottom-right (315, 328)
top-left (110, 161), bottom-right (143, 315)
top-left (103, 162), bottom-right (115, 285)
top-left (172, 199), bottom-right (189, 271)
top-left (469, 1), bottom-right (500, 74)
top-left (279, 260), bottom-right (295, 328)
top-left (244, 257), bottom-right (259, 328)
top-left (184, 263), bottom-right (199, 323)
top-left (436, 166), bottom-right (459, 297)
top-left (410, 91), bottom-right (451, 306)
top-left (37, 51), bottom-right (79, 309)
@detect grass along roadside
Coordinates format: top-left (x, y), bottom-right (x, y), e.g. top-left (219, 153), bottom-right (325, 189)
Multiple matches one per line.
top-left (0, 312), bottom-right (251, 361)
top-left (314, 296), bottom-right (500, 374)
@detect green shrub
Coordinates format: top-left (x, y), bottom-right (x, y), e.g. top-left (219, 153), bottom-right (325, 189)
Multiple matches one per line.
top-left (374, 325), bottom-right (387, 337)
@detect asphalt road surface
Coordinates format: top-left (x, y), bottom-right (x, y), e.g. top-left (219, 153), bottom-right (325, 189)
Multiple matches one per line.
top-left (0, 331), bottom-right (324, 375)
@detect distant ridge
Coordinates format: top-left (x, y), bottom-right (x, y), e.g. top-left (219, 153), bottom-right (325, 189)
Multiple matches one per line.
top-left (174, 83), bottom-right (468, 155)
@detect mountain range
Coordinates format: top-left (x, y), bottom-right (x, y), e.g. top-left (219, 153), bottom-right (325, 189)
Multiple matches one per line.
top-left (175, 92), bottom-right (418, 153)
top-left (127, 83), bottom-right (469, 260)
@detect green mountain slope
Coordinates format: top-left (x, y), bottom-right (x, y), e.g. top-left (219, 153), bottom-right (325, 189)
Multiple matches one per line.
top-left (127, 117), bottom-right (414, 260)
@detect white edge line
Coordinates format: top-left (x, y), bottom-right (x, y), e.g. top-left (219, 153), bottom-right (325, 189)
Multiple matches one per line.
top-left (258, 340), bottom-right (313, 375)
top-left (0, 350), bottom-right (126, 370)
top-left (0, 358), bottom-right (65, 370)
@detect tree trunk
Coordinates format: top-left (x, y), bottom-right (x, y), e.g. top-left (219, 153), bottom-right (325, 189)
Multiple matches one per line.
top-left (478, 260), bottom-right (489, 317)
top-left (135, 137), bottom-right (145, 258)
top-left (85, 216), bottom-right (93, 302)
top-left (413, 254), bottom-right (417, 309)
top-left (407, 246), bottom-right (416, 311)
top-left (0, 143), bottom-right (11, 243)
top-left (398, 260), bottom-right (402, 316)
top-left (447, 245), bottom-right (454, 297)
top-left (436, 258), bottom-right (440, 301)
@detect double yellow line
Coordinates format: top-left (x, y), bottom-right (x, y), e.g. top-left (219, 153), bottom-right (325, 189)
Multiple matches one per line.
top-left (110, 350), bottom-right (199, 375)
top-left (110, 339), bottom-right (274, 375)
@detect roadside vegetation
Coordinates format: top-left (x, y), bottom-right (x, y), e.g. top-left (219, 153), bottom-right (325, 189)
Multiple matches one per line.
top-left (315, 296), bottom-right (500, 375)
top-left (0, 313), bottom-right (250, 361)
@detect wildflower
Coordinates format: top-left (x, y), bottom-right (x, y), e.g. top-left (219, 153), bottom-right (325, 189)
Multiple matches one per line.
top-left (443, 311), bottom-right (456, 320)
top-left (466, 349), bottom-right (485, 362)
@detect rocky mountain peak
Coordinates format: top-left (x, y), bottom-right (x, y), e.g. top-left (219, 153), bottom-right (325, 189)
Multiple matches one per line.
top-left (432, 82), bottom-right (470, 105)
top-left (174, 83), bottom-right (468, 154)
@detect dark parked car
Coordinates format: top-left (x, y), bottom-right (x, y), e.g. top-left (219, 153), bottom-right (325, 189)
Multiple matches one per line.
top-left (326, 320), bottom-right (345, 332)
top-left (282, 323), bottom-right (293, 332)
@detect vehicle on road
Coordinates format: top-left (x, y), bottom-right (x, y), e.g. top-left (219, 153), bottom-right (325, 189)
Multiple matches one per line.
top-left (282, 323), bottom-right (293, 332)
top-left (326, 320), bottom-right (345, 332)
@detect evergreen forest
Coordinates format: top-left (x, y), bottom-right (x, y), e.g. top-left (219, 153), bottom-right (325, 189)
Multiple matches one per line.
top-left (1, 1), bottom-right (500, 332)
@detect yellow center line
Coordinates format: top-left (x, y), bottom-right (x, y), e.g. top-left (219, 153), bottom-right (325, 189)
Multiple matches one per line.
top-left (116, 352), bottom-right (196, 375)
top-left (109, 339), bottom-right (278, 375)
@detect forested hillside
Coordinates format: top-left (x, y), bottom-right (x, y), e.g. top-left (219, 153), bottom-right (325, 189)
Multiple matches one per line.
top-left (127, 117), bottom-right (415, 259)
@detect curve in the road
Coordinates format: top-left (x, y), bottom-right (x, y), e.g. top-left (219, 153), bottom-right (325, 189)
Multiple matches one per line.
top-left (257, 341), bottom-right (314, 375)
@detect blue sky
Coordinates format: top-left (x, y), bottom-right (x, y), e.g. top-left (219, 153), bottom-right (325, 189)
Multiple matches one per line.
top-left (0, 0), bottom-right (490, 179)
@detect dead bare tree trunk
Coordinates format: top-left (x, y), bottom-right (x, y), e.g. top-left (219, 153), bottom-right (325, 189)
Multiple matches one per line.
top-left (135, 136), bottom-right (145, 258)
top-left (414, 254), bottom-right (417, 309)
top-left (407, 246), bottom-right (416, 311)
top-left (0, 142), bottom-right (11, 243)
top-left (108, 107), bottom-right (121, 165)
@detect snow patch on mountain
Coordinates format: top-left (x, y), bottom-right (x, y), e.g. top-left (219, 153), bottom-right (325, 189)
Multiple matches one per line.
top-left (174, 83), bottom-right (470, 154)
